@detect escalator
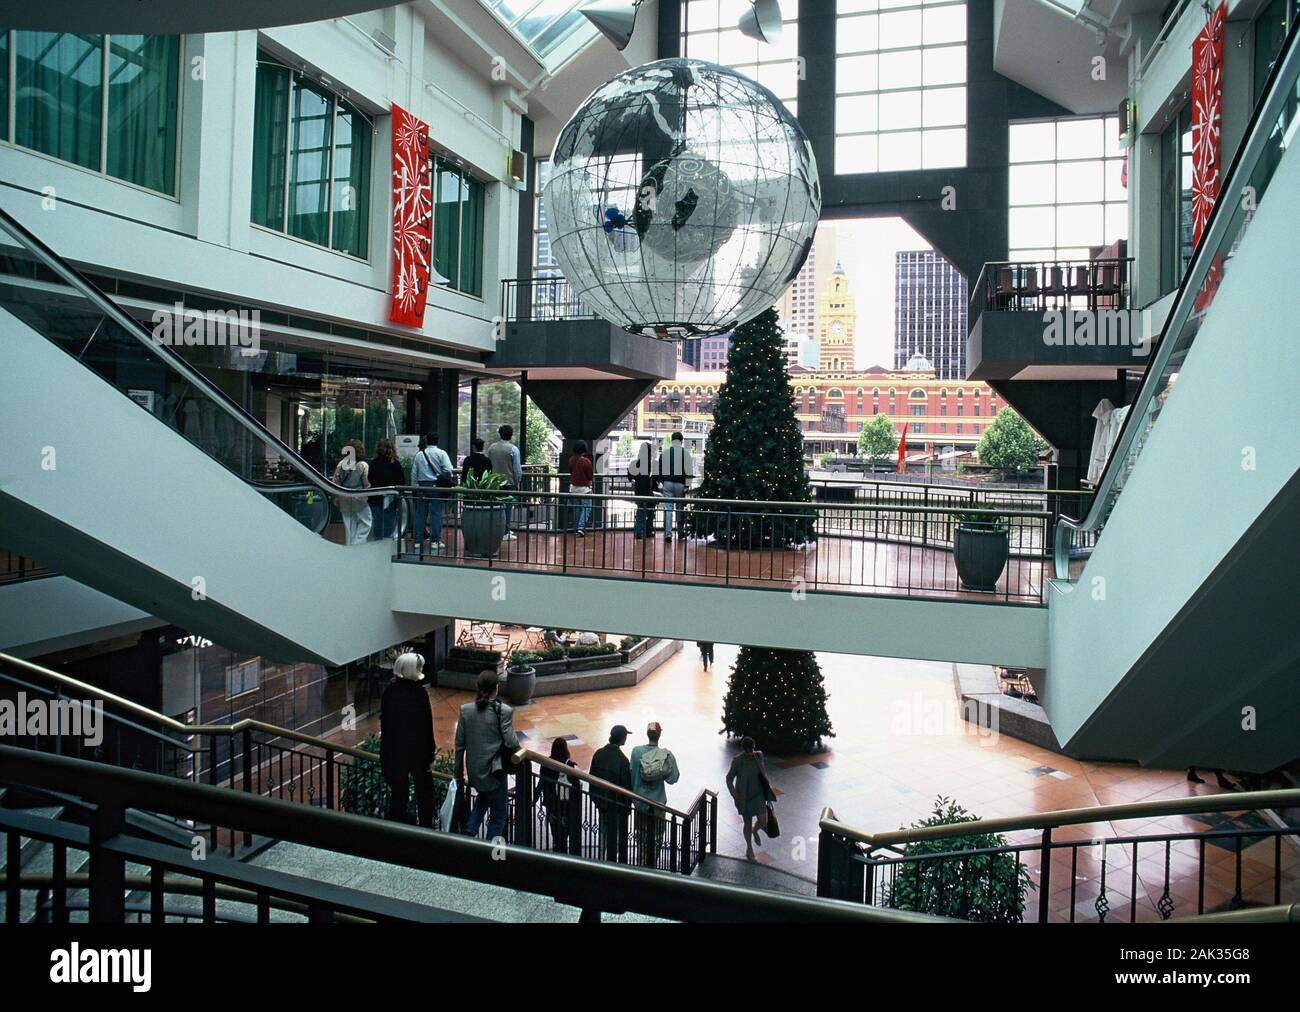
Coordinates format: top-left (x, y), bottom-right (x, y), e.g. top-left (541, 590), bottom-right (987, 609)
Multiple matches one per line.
top-left (1043, 23), bottom-right (1300, 771)
top-left (0, 211), bottom-right (438, 664)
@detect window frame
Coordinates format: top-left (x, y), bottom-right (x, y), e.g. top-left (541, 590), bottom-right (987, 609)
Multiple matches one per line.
top-left (0, 31), bottom-right (184, 199)
top-left (252, 53), bottom-right (374, 262)
top-left (432, 154), bottom-right (488, 299)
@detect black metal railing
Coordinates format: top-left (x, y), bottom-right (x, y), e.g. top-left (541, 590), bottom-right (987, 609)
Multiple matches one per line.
top-left (0, 652), bottom-right (717, 880)
top-left (970, 257), bottom-right (1132, 317)
top-left (500, 276), bottom-right (599, 323)
top-left (0, 746), bottom-right (908, 924)
top-left (511, 748), bottom-right (717, 875)
top-left (818, 790), bottom-right (1300, 923)
top-left (398, 486), bottom-right (1054, 604)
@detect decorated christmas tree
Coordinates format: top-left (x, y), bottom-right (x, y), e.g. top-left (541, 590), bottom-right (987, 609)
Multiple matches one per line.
top-left (684, 307), bottom-right (815, 547)
top-left (721, 647), bottom-right (835, 755)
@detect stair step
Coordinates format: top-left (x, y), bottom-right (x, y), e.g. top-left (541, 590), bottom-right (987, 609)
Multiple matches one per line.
top-left (690, 854), bottom-right (819, 897)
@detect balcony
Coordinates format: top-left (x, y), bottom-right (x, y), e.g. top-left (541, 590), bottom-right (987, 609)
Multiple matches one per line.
top-left (966, 257), bottom-right (1145, 382)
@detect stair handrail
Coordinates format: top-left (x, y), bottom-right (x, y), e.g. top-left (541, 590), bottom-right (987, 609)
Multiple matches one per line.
top-left (820, 787), bottom-right (1300, 854)
top-left (0, 650), bottom-right (420, 773)
top-left (513, 747), bottom-right (717, 821)
top-left (1052, 18), bottom-right (1300, 579)
top-left (0, 207), bottom-right (408, 507)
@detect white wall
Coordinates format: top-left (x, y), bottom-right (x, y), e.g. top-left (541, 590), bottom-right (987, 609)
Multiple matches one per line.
top-left (0, 3), bottom-right (551, 358)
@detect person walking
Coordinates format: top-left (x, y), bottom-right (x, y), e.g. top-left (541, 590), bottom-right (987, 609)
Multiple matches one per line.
top-left (727, 737), bottom-right (774, 862)
top-left (333, 439), bottom-right (373, 544)
top-left (697, 641), bottom-right (714, 671)
top-left (379, 653), bottom-right (436, 827)
top-left (568, 440), bottom-right (594, 537)
top-left (539, 737), bottom-right (579, 852)
top-left (486, 424), bottom-right (523, 541)
top-left (454, 670), bottom-right (519, 841)
top-left (630, 440), bottom-right (656, 539)
top-left (368, 439), bottom-right (404, 541)
top-left (657, 432), bottom-right (692, 541)
top-left (410, 432), bottom-right (454, 554)
top-left (629, 721), bottom-right (680, 867)
top-left (461, 437), bottom-right (492, 483)
top-left (589, 725), bottom-right (633, 862)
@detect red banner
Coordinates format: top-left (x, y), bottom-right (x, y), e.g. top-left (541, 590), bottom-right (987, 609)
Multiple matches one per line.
top-left (389, 104), bottom-right (432, 328)
top-left (896, 422), bottom-right (909, 473)
top-left (1190, 3), bottom-right (1225, 247)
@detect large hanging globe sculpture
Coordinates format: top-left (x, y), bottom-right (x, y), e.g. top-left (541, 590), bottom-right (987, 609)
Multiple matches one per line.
top-left (545, 58), bottom-right (821, 339)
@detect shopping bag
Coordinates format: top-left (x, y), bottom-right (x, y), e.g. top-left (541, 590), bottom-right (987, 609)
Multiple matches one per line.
top-left (438, 779), bottom-right (459, 832)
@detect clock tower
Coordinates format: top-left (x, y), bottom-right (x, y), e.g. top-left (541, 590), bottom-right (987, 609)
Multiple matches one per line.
top-left (817, 262), bottom-right (856, 372)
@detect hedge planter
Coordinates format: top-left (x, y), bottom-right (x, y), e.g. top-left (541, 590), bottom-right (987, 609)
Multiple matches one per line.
top-left (462, 503), bottom-right (509, 558)
top-left (528, 658), bottom-right (569, 677)
top-left (506, 665), bottom-right (536, 706)
top-left (954, 523), bottom-right (1009, 592)
top-left (624, 638), bottom-right (651, 663)
top-left (567, 650), bottom-right (621, 672)
top-left (447, 646), bottom-right (505, 675)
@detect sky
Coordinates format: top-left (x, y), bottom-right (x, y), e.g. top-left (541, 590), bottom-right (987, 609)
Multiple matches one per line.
top-left (821, 216), bottom-right (936, 372)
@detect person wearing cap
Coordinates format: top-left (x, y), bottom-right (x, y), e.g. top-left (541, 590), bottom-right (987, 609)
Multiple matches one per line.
top-left (379, 652), bottom-right (436, 827)
top-left (630, 721), bottom-right (680, 867)
top-left (589, 725), bottom-right (633, 863)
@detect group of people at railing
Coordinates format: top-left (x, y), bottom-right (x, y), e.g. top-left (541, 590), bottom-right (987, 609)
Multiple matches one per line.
top-left (377, 652), bottom-right (776, 868)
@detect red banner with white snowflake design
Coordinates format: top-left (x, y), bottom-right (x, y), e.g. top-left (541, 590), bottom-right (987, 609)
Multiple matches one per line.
top-left (1190, 3), bottom-right (1225, 247)
top-left (389, 104), bottom-right (432, 327)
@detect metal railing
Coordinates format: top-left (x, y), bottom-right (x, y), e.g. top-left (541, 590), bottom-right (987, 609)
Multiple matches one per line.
top-left (0, 651), bottom-right (718, 879)
top-left (1, 746), bottom-right (921, 924)
top-left (500, 276), bottom-right (599, 323)
top-left (510, 748), bottom-right (717, 874)
top-left (1053, 19), bottom-right (1300, 578)
top-left (399, 486), bottom-right (1052, 604)
top-left (969, 256), bottom-right (1131, 317)
top-left (818, 789), bottom-right (1300, 923)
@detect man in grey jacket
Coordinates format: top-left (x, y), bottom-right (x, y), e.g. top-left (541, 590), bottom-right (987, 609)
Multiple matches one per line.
top-left (455, 670), bottom-right (519, 841)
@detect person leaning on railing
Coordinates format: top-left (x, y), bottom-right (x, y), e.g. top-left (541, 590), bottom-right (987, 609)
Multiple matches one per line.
top-left (411, 432), bottom-right (454, 553)
top-left (589, 725), bottom-right (633, 863)
top-left (569, 441), bottom-right (594, 536)
top-left (539, 737), bottom-right (580, 852)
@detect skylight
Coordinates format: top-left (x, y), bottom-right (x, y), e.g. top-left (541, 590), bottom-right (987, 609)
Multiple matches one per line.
top-left (480, 0), bottom-right (600, 64)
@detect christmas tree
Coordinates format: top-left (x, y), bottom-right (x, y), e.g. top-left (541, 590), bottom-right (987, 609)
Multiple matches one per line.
top-left (721, 647), bottom-right (835, 755)
top-left (684, 307), bottom-right (816, 548)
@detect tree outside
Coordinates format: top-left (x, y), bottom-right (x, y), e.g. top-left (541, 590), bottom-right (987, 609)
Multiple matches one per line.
top-left (976, 407), bottom-right (1048, 477)
top-left (857, 412), bottom-right (898, 462)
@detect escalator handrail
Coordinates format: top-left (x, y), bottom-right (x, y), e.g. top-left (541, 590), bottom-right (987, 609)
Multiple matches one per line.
top-left (0, 207), bottom-right (408, 504)
top-left (1053, 18), bottom-right (1300, 579)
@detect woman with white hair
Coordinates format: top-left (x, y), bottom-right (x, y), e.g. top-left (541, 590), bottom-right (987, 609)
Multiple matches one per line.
top-left (379, 651), bottom-right (437, 827)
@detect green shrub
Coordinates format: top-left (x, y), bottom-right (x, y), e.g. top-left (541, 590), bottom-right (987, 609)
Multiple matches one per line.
top-left (885, 796), bottom-right (1033, 922)
top-left (619, 635), bottom-right (644, 650)
top-left (567, 642), bottom-right (618, 659)
top-left (339, 732), bottom-right (456, 820)
top-left (955, 509), bottom-right (1007, 528)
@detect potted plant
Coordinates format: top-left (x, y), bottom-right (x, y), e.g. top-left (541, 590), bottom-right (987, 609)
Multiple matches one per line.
top-left (460, 471), bottom-right (512, 558)
top-left (953, 509), bottom-right (1009, 592)
top-left (504, 647), bottom-right (536, 706)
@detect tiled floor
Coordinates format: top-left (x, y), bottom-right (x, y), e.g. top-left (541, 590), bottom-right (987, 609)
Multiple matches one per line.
top-left (337, 643), bottom-right (1298, 921)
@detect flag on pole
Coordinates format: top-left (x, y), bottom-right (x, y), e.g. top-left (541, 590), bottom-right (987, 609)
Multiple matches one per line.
top-left (896, 422), bottom-right (909, 473)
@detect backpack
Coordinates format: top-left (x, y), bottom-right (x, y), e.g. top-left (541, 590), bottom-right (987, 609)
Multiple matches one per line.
top-left (639, 746), bottom-right (672, 783)
top-left (335, 459), bottom-right (367, 514)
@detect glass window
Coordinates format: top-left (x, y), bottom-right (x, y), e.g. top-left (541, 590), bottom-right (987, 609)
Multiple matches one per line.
top-left (14, 32), bottom-right (105, 172)
top-left (6, 32), bottom-right (179, 194)
top-left (106, 35), bottom-right (180, 193)
top-left (250, 55), bottom-right (373, 258)
top-left (835, 0), bottom-right (966, 173)
top-left (682, 0), bottom-right (800, 116)
top-left (1007, 115), bottom-right (1126, 261)
top-left (433, 157), bottom-right (487, 298)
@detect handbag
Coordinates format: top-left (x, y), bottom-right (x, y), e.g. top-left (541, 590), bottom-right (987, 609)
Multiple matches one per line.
top-left (492, 701), bottom-right (515, 782)
top-left (763, 802), bottom-right (780, 839)
top-left (423, 448), bottom-right (455, 488)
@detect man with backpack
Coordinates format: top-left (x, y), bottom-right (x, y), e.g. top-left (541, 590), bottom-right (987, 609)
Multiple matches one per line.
top-left (629, 721), bottom-right (680, 867)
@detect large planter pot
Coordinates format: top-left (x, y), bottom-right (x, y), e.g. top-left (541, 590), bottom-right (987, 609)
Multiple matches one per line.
top-left (954, 524), bottom-right (1009, 592)
top-left (462, 503), bottom-right (508, 558)
top-left (506, 665), bottom-right (536, 706)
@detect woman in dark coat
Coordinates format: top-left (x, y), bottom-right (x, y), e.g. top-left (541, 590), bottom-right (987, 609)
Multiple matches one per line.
top-left (726, 737), bottom-right (772, 861)
top-left (380, 652), bottom-right (437, 827)
top-left (368, 439), bottom-right (406, 540)
top-left (539, 737), bottom-right (579, 852)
